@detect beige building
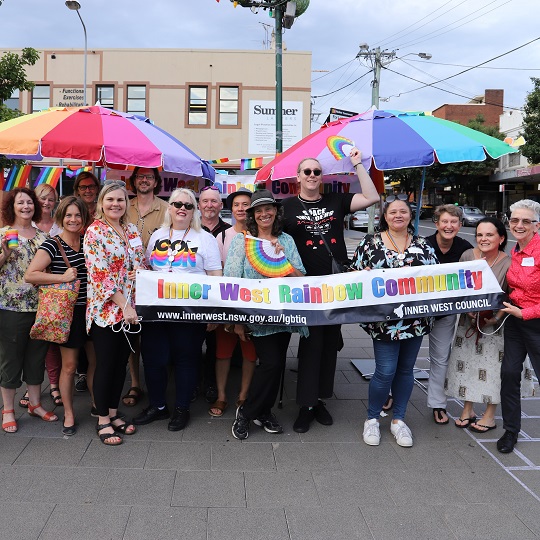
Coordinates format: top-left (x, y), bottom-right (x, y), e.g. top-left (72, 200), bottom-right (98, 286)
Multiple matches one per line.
top-left (4, 48), bottom-right (312, 164)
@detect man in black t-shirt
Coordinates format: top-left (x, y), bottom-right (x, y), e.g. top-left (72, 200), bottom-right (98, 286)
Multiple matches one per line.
top-left (282, 149), bottom-right (379, 433)
top-left (425, 205), bottom-right (473, 426)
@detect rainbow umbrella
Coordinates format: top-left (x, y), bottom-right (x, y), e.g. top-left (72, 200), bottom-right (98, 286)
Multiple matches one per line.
top-left (256, 108), bottom-right (518, 181)
top-left (0, 105), bottom-right (215, 180)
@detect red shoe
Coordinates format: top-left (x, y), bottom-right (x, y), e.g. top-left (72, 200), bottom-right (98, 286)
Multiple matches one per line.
top-left (2, 409), bottom-right (18, 433)
top-left (28, 402), bottom-right (58, 422)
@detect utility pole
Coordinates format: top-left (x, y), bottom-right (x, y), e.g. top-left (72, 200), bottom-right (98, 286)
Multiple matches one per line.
top-left (227, 0), bottom-right (309, 155)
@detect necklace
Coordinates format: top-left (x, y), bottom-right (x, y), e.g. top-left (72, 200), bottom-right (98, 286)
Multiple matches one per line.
top-left (482, 251), bottom-right (501, 268)
top-left (60, 235), bottom-right (80, 252)
top-left (167, 226), bottom-right (191, 270)
top-left (386, 230), bottom-right (409, 266)
top-left (298, 194), bottom-right (322, 204)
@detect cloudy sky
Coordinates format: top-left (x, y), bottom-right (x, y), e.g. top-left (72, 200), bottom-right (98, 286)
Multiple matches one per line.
top-left (2, 0), bottom-right (539, 130)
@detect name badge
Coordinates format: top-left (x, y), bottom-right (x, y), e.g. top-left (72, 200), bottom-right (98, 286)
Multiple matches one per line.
top-left (408, 247), bottom-right (423, 254)
top-left (522, 257), bottom-right (534, 267)
top-left (129, 237), bottom-right (143, 249)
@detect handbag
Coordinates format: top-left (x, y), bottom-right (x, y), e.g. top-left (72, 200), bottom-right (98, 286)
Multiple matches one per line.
top-left (298, 199), bottom-right (351, 274)
top-left (30, 237), bottom-right (81, 344)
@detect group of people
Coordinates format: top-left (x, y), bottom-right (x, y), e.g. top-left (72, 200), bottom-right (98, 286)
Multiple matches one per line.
top-left (0, 152), bottom-right (538, 453)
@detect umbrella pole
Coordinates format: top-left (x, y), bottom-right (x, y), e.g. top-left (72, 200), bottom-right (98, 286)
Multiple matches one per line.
top-left (414, 167), bottom-right (426, 235)
top-left (59, 159), bottom-right (64, 197)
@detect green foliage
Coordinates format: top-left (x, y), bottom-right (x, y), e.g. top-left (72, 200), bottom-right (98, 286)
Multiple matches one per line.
top-left (521, 77), bottom-right (540, 165)
top-left (0, 48), bottom-right (40, 103)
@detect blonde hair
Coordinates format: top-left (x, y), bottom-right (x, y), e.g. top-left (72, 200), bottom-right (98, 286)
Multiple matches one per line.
top-left (34, 184), bottom-right (58, 202)
top-left (162, 188), bottom-right (201, 231)
top-left (94, 182), bottom-right (130, 225)
top-left (297, 157), bottom-right (322, 174)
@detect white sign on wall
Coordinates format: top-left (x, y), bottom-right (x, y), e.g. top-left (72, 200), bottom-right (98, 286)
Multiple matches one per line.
top-left (248, 100), bottom-right (303, 155)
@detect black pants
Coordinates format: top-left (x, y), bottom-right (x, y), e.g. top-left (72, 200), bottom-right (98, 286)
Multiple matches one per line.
top-left (296, 325), bottom-right (341, 407)
top-left (201, 331), bottom-right (216, 388)
top-left (242, 332), bottom-right (291, 420)
top-left (91, 323), bottom-right (135, 417)
top-left (501, 316), bottom-right (540, 434)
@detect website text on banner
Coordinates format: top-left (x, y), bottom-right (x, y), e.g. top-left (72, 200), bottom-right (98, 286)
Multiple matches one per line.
top-left (136, 260), bottom-right (503, 326)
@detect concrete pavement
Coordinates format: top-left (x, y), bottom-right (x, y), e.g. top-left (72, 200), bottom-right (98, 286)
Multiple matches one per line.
top-left (1, 324), bottom-right (540, 540)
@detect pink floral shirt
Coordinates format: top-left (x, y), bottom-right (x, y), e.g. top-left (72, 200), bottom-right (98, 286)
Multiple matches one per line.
top-left (83, 219), bottom-right (145, 332)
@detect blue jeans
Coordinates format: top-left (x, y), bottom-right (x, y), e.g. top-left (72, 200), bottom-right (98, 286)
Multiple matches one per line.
top-left (368, 336), bottom-right (423, 421)
top-left (141, 322), bottom-right (206, 409)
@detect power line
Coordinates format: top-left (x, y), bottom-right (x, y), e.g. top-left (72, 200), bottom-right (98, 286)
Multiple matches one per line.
top-left (311, 70), bottom-right (372, 99)
top-left (311, 58), bottom-right (356, 82)
top-left (406, 58), bottom-right (540, 71)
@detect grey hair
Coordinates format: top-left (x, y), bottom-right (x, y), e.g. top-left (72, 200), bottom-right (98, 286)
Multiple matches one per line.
top-left (161, 188), bottom-right (201, 231)
top-left (510, 199), bottom-right (540, 221)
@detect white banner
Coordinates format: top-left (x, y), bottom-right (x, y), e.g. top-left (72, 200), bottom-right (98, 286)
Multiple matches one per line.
top-left (136, 260), bottom-right (504, 325)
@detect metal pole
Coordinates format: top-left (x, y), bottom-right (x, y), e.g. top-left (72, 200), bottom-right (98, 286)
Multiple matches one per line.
top-left (413, 167), bottom-right (426, 234)
top-left (274, 2), bottom-right (283, 154)
top-left (371, 47), bottom-right (381, 109)
top-left (76, 9), bottom-right (88, 106)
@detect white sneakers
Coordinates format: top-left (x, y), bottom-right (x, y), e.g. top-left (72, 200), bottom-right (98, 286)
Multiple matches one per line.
top-left (390, 420), bottom-right (413, 447)
top-left (363, 419), bottom-right (381, 445)
top-left (363, 418), bottom-right (414, 447)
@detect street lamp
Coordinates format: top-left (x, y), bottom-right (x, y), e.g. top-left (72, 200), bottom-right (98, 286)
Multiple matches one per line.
top-left (65, 0), bottom-right (87, 106)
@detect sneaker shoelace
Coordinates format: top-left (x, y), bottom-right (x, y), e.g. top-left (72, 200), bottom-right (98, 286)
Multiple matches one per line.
top-left (365, 422), bottom-right (379, 436)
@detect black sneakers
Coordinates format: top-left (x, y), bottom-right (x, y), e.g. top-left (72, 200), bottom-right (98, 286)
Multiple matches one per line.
top-left (168, 408), bottom-right (190, 431)
top-left (75, 373), bottom-right (88, 392)
top-left (293, 406), bottom-right (315, 433)
top-left (232, 407), bottom-right (250, 440)
top-left (133, 406), bottom-right (170, 425)
top-left (314, 400), bottom-right (333, 426)
top-left (253, 412), bottom-right (283, 434)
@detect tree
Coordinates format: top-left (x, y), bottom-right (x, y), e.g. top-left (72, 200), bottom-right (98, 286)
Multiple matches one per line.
top-left (0, 48), bottom-right (40, 169)
top-left (521, 77), bottom-right (540, 165)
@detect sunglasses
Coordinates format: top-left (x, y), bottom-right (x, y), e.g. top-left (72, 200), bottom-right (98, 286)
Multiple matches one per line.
top-left (385, 194), bottom-right (409, 203)
top-left (170, 201), bottom-right (195, 210)
top-left (302, 168), bottom-right (322, 177)
top-left (104, 180), bottom-right (126, 188)
top-left (201, 185), bottom-right (220, 192)
top-left (509, 218), bottom-right (538, 226)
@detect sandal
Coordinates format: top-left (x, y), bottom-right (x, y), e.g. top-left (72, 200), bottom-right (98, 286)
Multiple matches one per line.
top-left (122, 386), bottom-right (144, 407)
top-left (110, 414), bottom-right (136, 435)
top-left (49, 387), bottom-right (63, 407)
top-left (469, 422), bottom-right (497, 433)
top-left (96, 422), bottom-right (123, 446)
top-left (18, 390), bottom-right (30, 409)
top-left (28, 402), bottom-right (58, 422)
top-left (2, 409), bottom-right (18, 433)
top-left (382, 395), bottom-right (393, 411)
top-left (433, 408), bottom-right (449, 425)
top-left (455, 416), bottom-right (476, 428)
top-left (208, 400), bottom-right (228, 418)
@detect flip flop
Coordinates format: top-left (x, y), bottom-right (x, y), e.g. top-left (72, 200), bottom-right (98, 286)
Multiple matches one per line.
top-left (208, 400), bottom-right (227, 417)
top-left (122, 387), bottom-right (144, 407)
top-left (469, 422), bottom-right (497, 433)
top-left (433, 408), bottom-right (449, 425)
top-left (455, 416), bottom-right (476, 428)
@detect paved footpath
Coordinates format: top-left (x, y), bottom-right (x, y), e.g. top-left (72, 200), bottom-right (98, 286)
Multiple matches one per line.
top-left (1, 324), bottom-right (540, 540)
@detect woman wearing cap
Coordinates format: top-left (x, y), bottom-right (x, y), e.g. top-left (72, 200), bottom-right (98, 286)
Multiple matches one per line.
top-left (225, 190), bottom-right (306, 440)
top-left (83, 180), bottom-right (145, 446)
top-left (209, 188), bottom-right (257, 418)
top-left (134, 188), bottom-right (222, 432)
top-left (352, 194), bottom-right (438, 448)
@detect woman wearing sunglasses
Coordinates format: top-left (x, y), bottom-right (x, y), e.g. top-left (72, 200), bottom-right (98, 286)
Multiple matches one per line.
top-left (83, 180), bottom-right (146, 446)
top-left (497, 199), bottom-right (540, 454)
top-left (352, 194), bottom-right (438, 448)
top-left (134, 188), bottom-right (222, 432)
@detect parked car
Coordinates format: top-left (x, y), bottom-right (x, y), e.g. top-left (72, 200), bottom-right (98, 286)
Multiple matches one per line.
top-left (409, 202), bottom-right (424, 219)
top-left (458, 206), bottom-right (486, 226)
top-left (220, 209), bottom-right (233, 225)
top-left (348, 210), bottom-right (380, 230)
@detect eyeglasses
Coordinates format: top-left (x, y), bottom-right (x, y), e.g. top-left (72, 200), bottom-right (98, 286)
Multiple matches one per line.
top-left (136, 174), bottom-right (155, 180)
top-left (302, 168), bottom-right (322, 177)
top-left (78, 184), bottom-right (97, 191)
top-left (385, 194), bottom-right (408, 203)
top-left (509, 218), bottom-right (538, 226)
top-left (201, 185), bottom-right (220, 192)
top-left (104, 180), bottom-right (126, 188)
top-left (170, 201), bottom-right (195, 210)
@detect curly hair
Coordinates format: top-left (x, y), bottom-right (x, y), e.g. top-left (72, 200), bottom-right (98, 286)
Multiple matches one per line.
top-left (129, 167), bottom-right (162, 195)
top-left (2, 187), bottom-right (42, 225)
top-left (475, 217), bottom-right (508, 251)
top-left (245, 205), bottom-right (285, 237)
top-left (378, 200), bottom-right (415, 235)
top-left (161, 188), bottom-right (201, 231)
top-left (54, 196), bottom-right (91, 230)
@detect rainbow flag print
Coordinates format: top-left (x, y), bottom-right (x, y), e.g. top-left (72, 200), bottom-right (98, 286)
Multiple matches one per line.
top-left (244, 233), bottom-right (294, 278)
top-left (66, 166), bottom-right (92, 178)
top-left (34, 167), bottom-right (63, 188)
top-left (210, 158), bottom-right (229, 164)
top-left (3, 165), bottom-right (32, 191)
top-left (240, 157), bottom-right (263, 171)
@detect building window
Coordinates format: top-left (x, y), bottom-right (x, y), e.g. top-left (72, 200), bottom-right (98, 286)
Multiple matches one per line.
top-left (127, 85), bottom-right (146, 115)
top-left (4, 89), bottom-right (20, 110)
top-left (218, 86), bottom-right (239, 126)
top-left (32, 85), bottom-right (50, 112)
top-left (96, 85), bottom-right (114, 109)
top-left (508, 152), bottom-right (520, 167)
top-left (188, 86), bottom-right (208, 125)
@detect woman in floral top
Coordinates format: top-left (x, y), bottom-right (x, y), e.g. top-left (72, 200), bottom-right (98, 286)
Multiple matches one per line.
top-left (0, 188), bottom-right (57, 433)
top-left (352, 195), bottom-right (438, 448)
top-left (83, 181), bottom-right (146, 446)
